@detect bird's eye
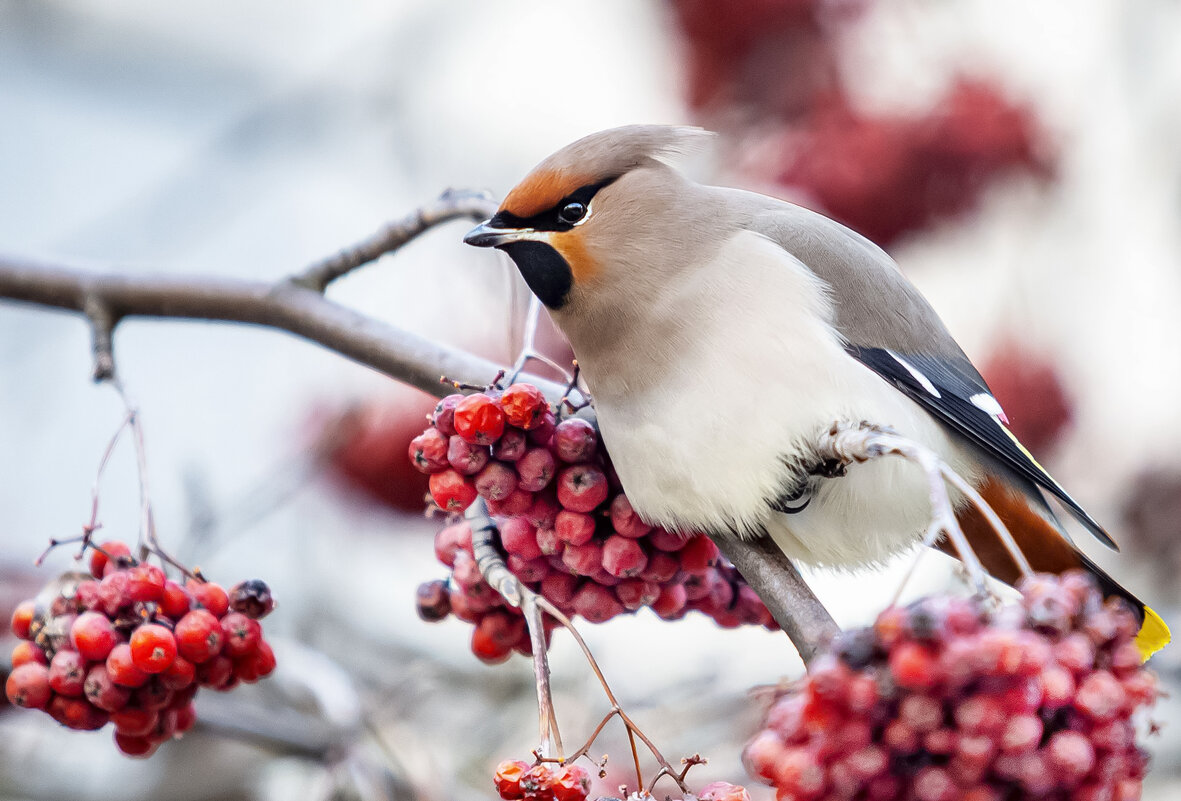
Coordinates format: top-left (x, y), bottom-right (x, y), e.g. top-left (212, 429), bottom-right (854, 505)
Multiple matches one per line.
top-left (558, 201), bottom-right (587, 224)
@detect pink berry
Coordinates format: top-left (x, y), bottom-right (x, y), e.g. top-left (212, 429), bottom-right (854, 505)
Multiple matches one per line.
top-left (493, 428), bottom-right (529, 461)
top-left (448, 435), bottom-right (491, 475)
top-left (571, 583), bottom-right (624, 623)
top-left (517, 448), bottom-right (557, 492)
top-left (555, 510), bottom-right (596, 546)
top-left (540, 572), bottom-right (579, 606)
top-left (524, 492), bottom-right (561, 530)
top-left (500, 517), bottom-right (543, 561)
top-left (488, 488), bottom-right (534, 516)
top-left (609, 493), bottom-right (651, 538)
top-left (615, 579), bottom-right (660, 610)
top-left (475, 462), bottom-right (518, 500)
top-left (431, 394), bottom-right (464, 436)
top-left (561, 541), bottom-right (603, 576)
top-left (552, 418), bottom-right (597, 463)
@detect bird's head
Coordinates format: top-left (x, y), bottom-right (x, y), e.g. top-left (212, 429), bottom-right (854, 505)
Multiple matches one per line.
top-left (464, 125), bottom-right (717, 316)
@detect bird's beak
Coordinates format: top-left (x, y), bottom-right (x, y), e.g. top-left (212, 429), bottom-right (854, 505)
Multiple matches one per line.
top-left (463, 220), bottom-right (530, 248)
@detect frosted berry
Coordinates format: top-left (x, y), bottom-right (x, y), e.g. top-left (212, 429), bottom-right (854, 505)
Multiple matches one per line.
top-left (476, 461), bottom-right (519, 501)
top-left (448, 435), bottom-right (491, 475)
top-left (493, 428), bottom-right (528, 461)
top-left (552, 418), bottom-right (597, 463)
top-left (517, 448), bottom-right (557, 492)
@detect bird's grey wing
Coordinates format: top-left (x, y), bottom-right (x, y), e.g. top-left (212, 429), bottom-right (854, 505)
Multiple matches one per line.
top-left (745, 199), bottom-right (1117, 550)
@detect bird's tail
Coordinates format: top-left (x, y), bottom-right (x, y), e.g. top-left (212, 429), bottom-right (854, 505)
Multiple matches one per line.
top-left (946, 475), bottom-right (1170, 660)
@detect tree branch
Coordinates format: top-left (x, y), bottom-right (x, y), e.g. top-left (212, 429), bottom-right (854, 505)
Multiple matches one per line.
top-left (0, 194), bottom-right (839, 665)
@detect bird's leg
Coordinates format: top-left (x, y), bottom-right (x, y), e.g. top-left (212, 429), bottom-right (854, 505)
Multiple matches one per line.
top-left (814, 421), bottom-right (1031, 601)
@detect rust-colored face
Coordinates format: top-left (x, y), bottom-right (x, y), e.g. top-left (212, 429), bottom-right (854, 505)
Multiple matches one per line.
top-left (463, 168), bottom-right (614, 309)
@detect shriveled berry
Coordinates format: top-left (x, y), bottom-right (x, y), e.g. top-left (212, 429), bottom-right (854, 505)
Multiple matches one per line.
top-left (454, 394), bottom-right (506, 445)
top-left (494, 759), bottom-right (531, 800)
top-left (551, 764), bottom-right (591, 801)
top-left (228, 579), bottom-right (274, 620)
top-left (416, 579), bottom-right (452, 622)
top-left (500, 383), bottom-right (549, 430)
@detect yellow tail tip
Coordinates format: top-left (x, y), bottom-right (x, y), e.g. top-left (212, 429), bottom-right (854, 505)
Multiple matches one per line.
top-left (1136, 606), bottom-right (1171, 661)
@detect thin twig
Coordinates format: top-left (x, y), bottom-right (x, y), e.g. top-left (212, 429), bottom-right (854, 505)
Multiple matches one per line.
top-left (290, 189), bottom-right (498, 293)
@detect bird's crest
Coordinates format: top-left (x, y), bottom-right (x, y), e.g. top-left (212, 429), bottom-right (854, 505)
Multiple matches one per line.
top-left (502, 125), bottom-right (712, 219)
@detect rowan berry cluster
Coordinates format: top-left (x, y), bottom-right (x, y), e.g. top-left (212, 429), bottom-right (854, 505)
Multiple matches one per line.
top-left (743, 571), bottom-right (1157, 801)
top-left (5, 541), bottom-right (276, 758)
top-left (410, 384), bottom-right (775, 662)
top-left (492, 758), bottom-right (750, 801)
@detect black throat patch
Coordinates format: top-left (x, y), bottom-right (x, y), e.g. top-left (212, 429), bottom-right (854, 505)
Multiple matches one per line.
top-left (500, 241), bottom-right (573, 310)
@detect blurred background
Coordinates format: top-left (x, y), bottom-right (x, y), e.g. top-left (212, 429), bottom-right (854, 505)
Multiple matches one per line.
top-left (2, 0), bottom-right (1180, 798)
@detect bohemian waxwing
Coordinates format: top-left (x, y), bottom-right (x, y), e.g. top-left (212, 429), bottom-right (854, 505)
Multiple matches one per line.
top-left (463, 124), bottom-right (1168, 657)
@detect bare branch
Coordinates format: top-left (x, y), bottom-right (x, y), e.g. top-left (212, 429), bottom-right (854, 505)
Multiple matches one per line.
top-left (289, 189), bottom-right (498, 293)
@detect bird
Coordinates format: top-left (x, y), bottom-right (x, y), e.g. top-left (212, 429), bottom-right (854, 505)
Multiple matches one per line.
top-left (463, 124), bottom-right (1169, 658)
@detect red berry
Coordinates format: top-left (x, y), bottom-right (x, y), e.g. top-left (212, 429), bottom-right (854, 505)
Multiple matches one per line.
top-left (527, 411), bottom-right (556, 445)
top-left (84, 663), bottom-right (131, 712)
top-left (174, 701), bottom-right (197, 734)
top-left (651, 583), bottom-right (688, 619)
top-left (161, 655), bottom-right (196, 690)
top-left (159, 580), bottom-right (192, 619)
top-left (521, 764), bottom-right (556, 801)
top-left (551, 764), bottom-right (591, 801)
top-left (126, 563), bottom-right (167, 603)
top-left (609, 493), bottom-right (651, 538)
top-left (112, 707), bottom-right (158, 737)
top-left (554, 510), bottom-right (596, 546)
top-left (494, 759), bottom-right (531, 800)
top-left (187, 581), bottom-right (230, 617)
top-left (11, 600), bottom-right (35, 639)
top-left (130, 623), bottom-right (179, 673)
top-left (488, 488), bottom-right (534, 516)
top-left (561, 540), bottom-right (603, 576)
top-left (71, 611), bottom-right (119, 661)
top-left (615, 579), bottom-right (660, 610)
top-left (47, 695), bottom-right (109, 730)
top-left (89, 540), bottom-right (131, 578)
top-left (552, 418), bottom-right (597, 463)
top-left (571, 583), bottom-right (624, 623)
top-left (679, 536), bottom-right (719, 572)
top-left (220, 612), bottom-right (262, 657)
top-left (247, 639), bottom-right (276, 678)
top-left (500, 517), bottom-right (543, 561)
top-left (429, 469), bottom-right (478, 512)
top-left (107, 642), bottom-right (151, 687)
top-left (196, 654), bottom-right (234, 689)
top-left (434, 522), bottom-right (473, 567)
top-left (601, 535), bottom-right (648, 578)
top-left (49, 648), bottom-right (87, 696)
top-left (97, 571), bottom-right (131, 615)
top-left (175, 609), bottom-right (224, 663)
top-left (499, 383), bottom-right (549, 430)
top-left (454, 394), bottom-right (506, 445)
top-left (6, 663), bottom-right (51, 709)
top-left (11, 640), bottom-right (47, 668)
top-left (114, 731), bottom-right (157, 758)
top-left (409, 427), bottom-right (450, 474)
top-left (555, 465), bottom-right (609, 512)
top-left (540, 572), bottom-right (580, 606)
top-left (517, 448), bottom-right (557, 492)
top-left (524, 493), bottom-right (561, 530)
top-left (471, 625), bottom-right (513, 664)
top-left (889, 642), bottom-right (939, 691)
